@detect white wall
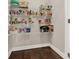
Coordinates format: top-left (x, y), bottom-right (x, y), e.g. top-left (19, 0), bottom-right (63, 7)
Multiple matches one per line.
top-left (50, 0), bottom-right (65, 54)
top-left (8, 34), bottom-right (14, 51)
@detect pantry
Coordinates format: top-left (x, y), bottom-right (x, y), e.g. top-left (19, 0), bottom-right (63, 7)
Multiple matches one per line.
top-left (8, 0), bottom-right (65, 59)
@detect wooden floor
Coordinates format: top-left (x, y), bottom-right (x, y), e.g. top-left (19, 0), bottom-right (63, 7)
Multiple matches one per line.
top-left (9, 46), bottom-right (63, 59)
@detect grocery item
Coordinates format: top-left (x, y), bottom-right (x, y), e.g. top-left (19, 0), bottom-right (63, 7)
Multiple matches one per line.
top-left (19, 0), bottom-right (28, 8)
top-left (11, 0), bottom-right (19, 6)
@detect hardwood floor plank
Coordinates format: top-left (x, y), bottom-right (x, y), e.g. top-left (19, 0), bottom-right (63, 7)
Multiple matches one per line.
top-left (9, 51), bottom-right (24, 59)
top-left (9, 47), bottom-right (63, 59)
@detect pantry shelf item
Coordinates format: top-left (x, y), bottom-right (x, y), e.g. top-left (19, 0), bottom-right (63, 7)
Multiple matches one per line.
top-left (11, 0), bottom-right (19, 6)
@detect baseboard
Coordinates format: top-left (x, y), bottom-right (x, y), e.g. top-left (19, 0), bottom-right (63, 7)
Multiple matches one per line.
top-left (49, 44), bottom-right (64, 58)
top-left (12, 43), bottom-right (50, 51)
top-left (8, 49), bottom-right (13, 58)
top-left (9, 43), bottom-right (64, 59)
